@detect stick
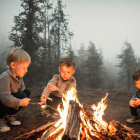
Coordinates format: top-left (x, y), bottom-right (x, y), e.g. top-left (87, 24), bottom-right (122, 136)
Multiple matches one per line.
top-left (40, 123), bottom-right (63, 140)
top-left (14, 121), bottom-right (57, 140)
top-left (30, 102), bottom-right (58, 112)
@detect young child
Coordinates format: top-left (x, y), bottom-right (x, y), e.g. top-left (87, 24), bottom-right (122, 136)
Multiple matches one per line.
top-left (126, 68), bottom-right (140, 123)
top-left (0, 48), bottom-right (31, 132)
top-left (40, 57), bottom-right (76, 119)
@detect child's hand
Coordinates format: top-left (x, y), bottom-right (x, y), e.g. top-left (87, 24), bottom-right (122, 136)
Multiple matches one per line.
top-left (48, 84), bottom-right (59, 92)
top-left (129, 99), bottom-right (136, 108)
top-left (19, 98), bottom-right (31, 106)
top-left (40, 95), bottom-right (47, 104)
top-left (134, 98), bottom-right (140, 106)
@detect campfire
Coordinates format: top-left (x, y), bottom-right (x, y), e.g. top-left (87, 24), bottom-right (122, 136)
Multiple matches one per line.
top-left (15, 88), bottom-right (139, 140)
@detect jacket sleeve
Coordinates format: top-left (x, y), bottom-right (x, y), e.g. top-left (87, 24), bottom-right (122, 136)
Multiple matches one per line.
top-left (0, 75), bottom-right (21, 109)
top-left (41, 74), bottom-right (59, 98)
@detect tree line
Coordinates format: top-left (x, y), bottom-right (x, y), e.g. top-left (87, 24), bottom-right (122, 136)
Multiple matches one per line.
top-left (75, 41), bottom-right (140, 90)
top-left (0, 0), bottom-right (140, 90)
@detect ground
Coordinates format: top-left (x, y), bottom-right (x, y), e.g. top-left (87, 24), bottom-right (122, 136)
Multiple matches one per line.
top-left (0, 86), bottom-right (140, 140)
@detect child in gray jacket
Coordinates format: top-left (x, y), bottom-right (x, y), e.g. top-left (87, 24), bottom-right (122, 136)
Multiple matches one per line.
top-left (0, 48), bottom-right (31, 132)
top-left (40, 58), bottom-right (76, 119)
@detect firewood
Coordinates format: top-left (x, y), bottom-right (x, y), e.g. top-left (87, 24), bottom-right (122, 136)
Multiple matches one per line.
top-left (62, 100), bottom-right (81, 140)
top-left (38, 100), bottom-right (140, 140)
top-left (107, 120), bottom-right (138, 139)
top-left (40, 122), bottom-right (63, 140)
top-left (15, 90), bottom-right (140, 140)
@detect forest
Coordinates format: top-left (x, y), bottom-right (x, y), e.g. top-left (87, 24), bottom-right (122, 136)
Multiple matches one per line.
top-left (0, 0), bottom-right (140, 91)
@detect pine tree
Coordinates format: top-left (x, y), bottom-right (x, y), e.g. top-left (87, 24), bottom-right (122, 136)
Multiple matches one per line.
top-left (9, 0), bottom-right (45, 83)
top-left (75, 44), bottom-right (87, 87)
top-left (50, 0), bottom-right (72, 62)
top-left (117, 42), bottom-right (137, 89)
top-left (85, 42), bottom-right (103, 88)
top-left (9, 0), bottom-right (44, 57)
top-left (37, 0), bottom-right (54, 80)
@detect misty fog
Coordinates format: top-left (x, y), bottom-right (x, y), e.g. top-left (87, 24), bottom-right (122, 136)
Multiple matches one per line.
top-left (0, 0), bottom-right (140, 90)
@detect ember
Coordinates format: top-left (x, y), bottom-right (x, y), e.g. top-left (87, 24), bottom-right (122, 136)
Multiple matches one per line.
top-left (15, 88), bottom-right (139, 140)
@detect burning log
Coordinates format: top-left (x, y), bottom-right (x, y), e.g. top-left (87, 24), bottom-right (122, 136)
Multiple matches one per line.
top-left (40, 100), bottom-right (81, 140)
top-left (62, 100), bottom-right (81, 140)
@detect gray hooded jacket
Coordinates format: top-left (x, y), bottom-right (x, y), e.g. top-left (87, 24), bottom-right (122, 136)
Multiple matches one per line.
top-left (0, 69), bottom-right (25, 109)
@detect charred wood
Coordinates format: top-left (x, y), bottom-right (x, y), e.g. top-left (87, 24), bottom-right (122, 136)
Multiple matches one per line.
top-left (62, 100), bottom-right (81, 140)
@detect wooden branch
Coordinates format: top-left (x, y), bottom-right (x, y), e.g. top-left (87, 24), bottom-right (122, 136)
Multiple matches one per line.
top-left (40, 123), bottom-right (63, 140)
top-left (14, 121), bottom-right (56, 140)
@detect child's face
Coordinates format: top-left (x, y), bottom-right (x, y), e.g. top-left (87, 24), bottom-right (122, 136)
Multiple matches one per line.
top-left (10, 61), bottom-right (30, 78)
top-left (59, 65), bottom-right (75, 81)
top-left (135, 79), bottom-right (140, 89)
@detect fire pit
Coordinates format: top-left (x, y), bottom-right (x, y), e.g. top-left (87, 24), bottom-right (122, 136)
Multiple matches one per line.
top-left (15, 88), bottom-right (140, 140)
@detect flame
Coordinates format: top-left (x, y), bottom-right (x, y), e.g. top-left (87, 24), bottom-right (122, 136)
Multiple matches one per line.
top-left (44, 88), bottom-right (78, 139)
top-left (57, 88), bottom-right (78, 129)
top-left (91, 93), bottom-right (108, 129)
top-left (42, 88), bottom-right (111, 139)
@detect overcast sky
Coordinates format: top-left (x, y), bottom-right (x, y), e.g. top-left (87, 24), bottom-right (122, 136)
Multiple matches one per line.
top-left (0, 0), bottom-right (140, 60)
top-left (66, 0), bottom-right (140, 60)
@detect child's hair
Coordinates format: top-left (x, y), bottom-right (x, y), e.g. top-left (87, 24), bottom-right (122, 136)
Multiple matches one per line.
top-left (7, 48), bottom-right (31, 66)
top-left (133, 68), bottom-right (140, 81)
top-left (60, 57), bottom-right (75, 68)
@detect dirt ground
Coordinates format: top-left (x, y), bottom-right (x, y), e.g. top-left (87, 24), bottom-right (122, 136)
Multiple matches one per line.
top-left (0, 86), bottom-right (140, 140)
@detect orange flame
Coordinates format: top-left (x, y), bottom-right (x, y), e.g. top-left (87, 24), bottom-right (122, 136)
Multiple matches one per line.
top-left (91, 93), bottom-right (108, 129)
top-left (43, 88), bottom-right (110, 139)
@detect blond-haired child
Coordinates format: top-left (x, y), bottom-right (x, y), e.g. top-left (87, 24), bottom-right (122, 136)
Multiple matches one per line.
top-left (0, 48), bottom-right (31, 132)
